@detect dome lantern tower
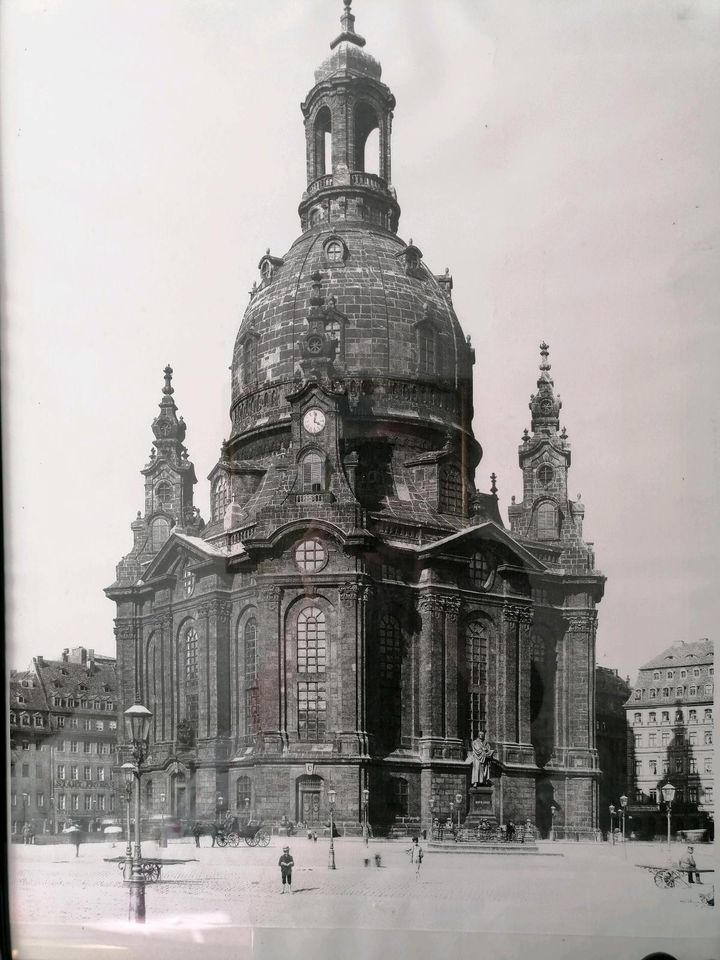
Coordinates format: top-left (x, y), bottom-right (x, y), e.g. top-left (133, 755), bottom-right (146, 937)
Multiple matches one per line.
top-left (299, 0), bottom-right (400, 234)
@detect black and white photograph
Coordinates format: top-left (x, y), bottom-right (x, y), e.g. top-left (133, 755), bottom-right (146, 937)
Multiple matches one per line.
top-left (2, 2), bottom-right (718, 959)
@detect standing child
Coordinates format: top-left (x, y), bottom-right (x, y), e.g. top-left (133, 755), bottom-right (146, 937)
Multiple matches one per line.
top-left (406, 836), bottom-right (424, 879)
top-left (279, 846), bottom-right (294, 893)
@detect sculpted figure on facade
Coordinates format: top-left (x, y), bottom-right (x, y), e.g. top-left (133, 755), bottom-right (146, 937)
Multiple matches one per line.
top-left (469, 731), bottom-right (496, 786)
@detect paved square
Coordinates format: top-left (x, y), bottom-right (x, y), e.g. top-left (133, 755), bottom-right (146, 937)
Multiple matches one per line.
top-left (10, 838), bottom-right (716, 960)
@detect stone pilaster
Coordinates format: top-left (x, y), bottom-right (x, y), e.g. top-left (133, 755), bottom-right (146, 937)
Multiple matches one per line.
top-left (499, 602), bottom-right (533, 749)
top-left (443, 597), bottom-right (461, 740)
top-left (258, 585), bottom-right (283, 745)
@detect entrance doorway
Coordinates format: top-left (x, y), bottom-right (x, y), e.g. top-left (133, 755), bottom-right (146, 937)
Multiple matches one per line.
top-left (296, 775), bottom-right (323, 824)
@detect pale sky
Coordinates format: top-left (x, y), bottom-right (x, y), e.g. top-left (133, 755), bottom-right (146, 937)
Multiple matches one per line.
top-left (2, 0), bottom-right (719, 680)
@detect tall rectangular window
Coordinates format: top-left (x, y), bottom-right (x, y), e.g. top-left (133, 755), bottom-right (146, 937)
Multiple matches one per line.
top-left (466, 622), bottom-right (488, 738)
top-left (297, 682), bottom-right (326, 741)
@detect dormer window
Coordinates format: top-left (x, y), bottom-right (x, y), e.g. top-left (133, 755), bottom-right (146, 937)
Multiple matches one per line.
top-left (260, 260), bottom-right (273, 281)
top-left (536, 501), bottom-right (558, 540)
top-left (301, 451), bottom-right (325, 492)
top-left (155, 480), bottom-right (172, 508)
top-left (212, 475), bottom-right (229, 523)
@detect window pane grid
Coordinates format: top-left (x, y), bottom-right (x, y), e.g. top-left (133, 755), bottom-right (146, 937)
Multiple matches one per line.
top-left (298, 682), bottom-right (327, 741)
top-left (297, 607), bottom-right (326, 673)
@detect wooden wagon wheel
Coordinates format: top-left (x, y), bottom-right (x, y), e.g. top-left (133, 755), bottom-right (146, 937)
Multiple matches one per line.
top-left (257, 829), bottom-right (270, 847)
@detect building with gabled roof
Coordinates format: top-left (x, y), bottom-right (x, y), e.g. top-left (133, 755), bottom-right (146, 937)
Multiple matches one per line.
top-left (10, 647), bottom-right (120, 836)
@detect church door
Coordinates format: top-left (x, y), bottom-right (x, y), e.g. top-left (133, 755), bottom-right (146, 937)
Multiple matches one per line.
top-left (296, 775), bottom-right (323, 823)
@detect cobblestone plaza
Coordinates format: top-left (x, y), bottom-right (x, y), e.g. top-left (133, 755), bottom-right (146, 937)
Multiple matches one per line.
top-left (9, 838), bottom-right (716, 960)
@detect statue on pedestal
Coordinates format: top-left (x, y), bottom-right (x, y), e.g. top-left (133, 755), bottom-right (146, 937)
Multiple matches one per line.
top-left (468, 731), bottom-right (495, 786)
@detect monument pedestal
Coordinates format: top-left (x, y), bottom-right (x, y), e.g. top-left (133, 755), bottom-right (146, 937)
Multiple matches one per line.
top-left (463, 785), bottom-right (497, 832)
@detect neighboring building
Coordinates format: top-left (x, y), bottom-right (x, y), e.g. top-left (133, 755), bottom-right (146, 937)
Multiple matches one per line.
top-left (595, 666), bottom-right (631, 834)
top-left (625, 639), bottom-right (714, 838)
top-left (107, 2), bottom-right (605, 838)
top-left (9, 668), bottom-right (52, 835)
top-left (9, 647), bottom-right (120, 834)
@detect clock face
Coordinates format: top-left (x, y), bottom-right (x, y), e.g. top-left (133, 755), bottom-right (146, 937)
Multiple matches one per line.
top-left (303, 408), bottom-right (326, 434)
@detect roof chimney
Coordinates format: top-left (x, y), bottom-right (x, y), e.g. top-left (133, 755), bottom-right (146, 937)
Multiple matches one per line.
top-left (62, 649), bottom-right (69, 663)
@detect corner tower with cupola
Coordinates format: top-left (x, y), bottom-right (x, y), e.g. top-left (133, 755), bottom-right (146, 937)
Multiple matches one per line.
top-left (108, 2), bottom-right (605, 840)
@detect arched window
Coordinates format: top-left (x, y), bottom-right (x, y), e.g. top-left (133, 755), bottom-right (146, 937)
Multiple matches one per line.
top-left (354, 101), bottom-right (379, 174)
top-left (185, 626), bottom-right (198, 681)
top-left (313, 105), bottom-right (332, 179)
top-left (537, 464), bottom-right (554, 487)
top-left (244, 618), bottom-right (257, 682)
top-left (151, 517), bottom-right (170, 551)
top-left (378, 615), bottom-right (402, 747)
top-left (297, 607), bottom-right (326, 674)
top-left (213, 476), bottom-right (228, 522)
top-left (301, 452), bottom-right (325, 492)
top-left (418, 329), bottom-right (433, 374)
top-left (536, 502), bottom-right (558, 540)
top-left (379, 616), bottom-right (402, 681)
top-left (155, 481), bottom-right (172, 508)
top-left (243, 336), bottom-right (258, 388)
top-left (440, 466), bottom-right (463, 515)
top-left (236, 775), bottom-right (252, 812)
top-left (146, 635), bottom-right (160, 743)
top-left (466, 622), bottom-right (488, 739)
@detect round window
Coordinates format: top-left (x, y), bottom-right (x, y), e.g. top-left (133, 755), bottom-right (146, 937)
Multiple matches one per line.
top-left (537, 464), bottom-right (554, 486)
top-left (295, 539), bottom-right (327, 573)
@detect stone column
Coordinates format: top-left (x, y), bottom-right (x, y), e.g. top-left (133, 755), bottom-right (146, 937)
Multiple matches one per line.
top-left (257, 585), bottom-right (283, 745)
top-left (418, 594), bottom-right (443, 739)
top-left (338, 582), bottom-right (361, 748)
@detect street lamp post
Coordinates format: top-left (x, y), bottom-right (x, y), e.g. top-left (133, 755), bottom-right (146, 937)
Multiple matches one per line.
top-left (217, 795), bottom-right (224, 823)
top-left (328, 788), bottom-right (336, 870)
top-left (609, 804), bottom-right (616, 845)
top-left (550, 804), bottom-right (557, 841)
top-left (121, 763), bottom-right (135, 880)
top-left (455, 793), bottom-right (463, 841)
top-left (123, 702), bottom-right (153, 924)
top-left (661, 782), bottom-right (676, 859)
top-left (49, 796), bottom-right (56, 835)
top-left (429, 796), bottom-right (436, 840)
top-left (362, 787), bottom-right (369, 847)
top-left (619, 794), bottom-right (628, 859)
top-left (244, 797), bottom-right (250, 822)
top-left (159, 792), bottom-right (167, 848)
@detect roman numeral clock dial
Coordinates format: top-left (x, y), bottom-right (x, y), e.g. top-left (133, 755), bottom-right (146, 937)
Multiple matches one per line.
top-left (303, 408), bottom-right (326, 435)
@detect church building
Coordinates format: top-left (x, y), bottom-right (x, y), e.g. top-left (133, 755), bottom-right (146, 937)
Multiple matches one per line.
top-left (107, 1), bottom-right (605, 839)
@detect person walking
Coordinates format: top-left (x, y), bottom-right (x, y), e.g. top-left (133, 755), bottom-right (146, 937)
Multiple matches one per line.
top-left (679, 846), bottom-right (702, 884)
top-left (279, 846), bottom-right (294, 894)
top-left (192, 822), bottom-right (203, 848)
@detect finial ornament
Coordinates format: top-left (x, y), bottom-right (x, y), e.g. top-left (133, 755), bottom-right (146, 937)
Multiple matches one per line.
top-left (490, 472), bottom-right (498, 496)
top-left (331, 0), bottom-right (366, 49)
top-left (539, 341), bottom-right (551, 372)
top-left (163, 365), bottom-right (174, 396)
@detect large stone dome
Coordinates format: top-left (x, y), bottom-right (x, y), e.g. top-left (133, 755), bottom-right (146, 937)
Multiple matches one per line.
top-left (230, 222), bottom-right (474, 446)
